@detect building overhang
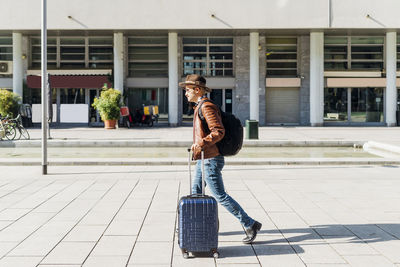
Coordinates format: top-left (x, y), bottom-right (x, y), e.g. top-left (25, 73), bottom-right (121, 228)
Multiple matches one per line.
top-left (27, 74), bottom-right (112, 89)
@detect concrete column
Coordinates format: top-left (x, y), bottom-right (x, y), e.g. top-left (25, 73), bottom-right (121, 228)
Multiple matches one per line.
top-left (310, 32), bottom-right (324, 126)
top-left (385, 31), bottom-right (397, 127)
top-left (12, 32), bottom-right (23, 99)
top-left (168, 32), bottom-right (179, 126)
top-left (113, 32), bottom-right (124, 94)
top-left (249, 32), bottom-right (259, 121)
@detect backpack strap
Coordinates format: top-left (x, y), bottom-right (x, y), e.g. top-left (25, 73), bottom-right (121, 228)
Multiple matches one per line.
top-left (197, 99), bottom-right (212, 122)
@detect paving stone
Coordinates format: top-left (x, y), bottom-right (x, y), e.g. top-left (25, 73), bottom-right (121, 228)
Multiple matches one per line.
top-left (216, 242), bottom-right (258, 264)
top-left (253, 243), bottom-right (305, 267)
top-left (291, 243), bottom-right (346, 264)
top-left (323, 237), bottom-right (379, 256)
top-left (41, 242), bottom-right (95, 265)
top-left (306, 264), bottom-right (350, 267)
top-left (83, 256), bottom-right (129, 267)
top-left (343, 255), bottom-right (395, 267)
top-left (138, 212), bottom-right (176, 242)
top-left (113, 208), bottom-right (148, 221)
top-left (0, 242), bottom-right (18, 258)
top-left (312, 224), bottom-right (354, 237)
top-left (215, 264), bottom-right (261, 267)
top-left (0, 220), bottom-right (13, 230)
top-left (128, 241), bottom-right (173, 265)
top-left (63, 225), bottom-right (107, 242)
top-left (90, 235), bottom-right (136, 256)
top-left (0, 208), bottom-right (31, 220)
top-left (38, 265), bottom-right (80, 267)
top-left (0, 256), bottom-right (43, 267)
top-left (104, 220), bottom-right (142, 236)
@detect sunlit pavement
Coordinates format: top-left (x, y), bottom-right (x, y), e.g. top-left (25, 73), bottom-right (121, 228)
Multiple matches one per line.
top-left (0, 164), bottom-right (400, 266)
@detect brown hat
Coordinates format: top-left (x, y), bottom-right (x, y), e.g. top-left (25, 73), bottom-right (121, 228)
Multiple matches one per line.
top-left (179, 74), bottom-right (212, 92)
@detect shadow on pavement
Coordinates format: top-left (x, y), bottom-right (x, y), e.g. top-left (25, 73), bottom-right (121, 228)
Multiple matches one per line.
top-left (218, 223), bottom-right (400, 256)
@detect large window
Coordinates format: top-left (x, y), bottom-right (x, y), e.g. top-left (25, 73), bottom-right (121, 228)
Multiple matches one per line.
top-left (30, 36), bottom-right (113, 69)
top-left (324, 36), bottom-right (384, 71)
top-left (128, 37), bottom-right (168, 77)
top-left (324, 87), bottom-right (384, 123)
top-left (266, 37), bottom-right (297, 76)
top-left (0, 36), bottom-right (12, 61)
top-left (183, 37), bottom-right (233, 77)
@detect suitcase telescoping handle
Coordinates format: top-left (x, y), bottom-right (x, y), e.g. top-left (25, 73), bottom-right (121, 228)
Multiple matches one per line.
top-left (187, 148), bottom-right (205, 196)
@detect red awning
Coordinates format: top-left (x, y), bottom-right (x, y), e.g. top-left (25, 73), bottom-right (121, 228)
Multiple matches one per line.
top-left (27, 75), bottom-right (112, 89)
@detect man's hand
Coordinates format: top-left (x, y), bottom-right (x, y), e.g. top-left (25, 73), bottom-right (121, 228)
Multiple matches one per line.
top-left (191, 143), bottom-right (202, 159)
top-left (191, 144), bottom-right (201, 152)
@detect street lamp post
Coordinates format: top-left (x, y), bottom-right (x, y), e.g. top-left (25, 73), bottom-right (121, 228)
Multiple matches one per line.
top-left (41, 0), bottom-right (48, 175)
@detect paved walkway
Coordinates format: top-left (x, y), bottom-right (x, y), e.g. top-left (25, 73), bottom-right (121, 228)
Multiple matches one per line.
top-left (1, 165), bottom-right (400, 267)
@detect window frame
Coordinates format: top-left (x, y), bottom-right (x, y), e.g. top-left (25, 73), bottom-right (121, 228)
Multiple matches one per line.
top-left (182, 36), bottom-right (234, 77)
top-left (30, 36), bottom-right (113, 70)
top-left (324, 35), bottom-right (385, 71)
top-left (127, 36), bottom-right (169, 78)
top-left (0, 36), bottom-right (13, 61)
top-left (265, 36), bottom-right (298, 77)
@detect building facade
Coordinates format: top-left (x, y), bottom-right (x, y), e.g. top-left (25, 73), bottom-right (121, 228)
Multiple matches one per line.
top-left (1, 0), bottom-right (399, 126)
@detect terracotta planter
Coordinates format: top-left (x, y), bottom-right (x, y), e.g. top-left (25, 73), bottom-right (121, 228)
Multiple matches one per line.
top-left (104, 119), bottom-right (117, 129)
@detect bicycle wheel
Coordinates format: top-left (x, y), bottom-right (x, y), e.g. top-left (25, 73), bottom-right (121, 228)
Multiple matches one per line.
top-left (19, 126), bottom-right (30, 140)
top-left (5, 124), bottom-right (16, 140)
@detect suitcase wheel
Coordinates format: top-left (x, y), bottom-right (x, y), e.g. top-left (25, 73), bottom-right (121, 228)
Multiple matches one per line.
top-left (182, 251), bottom-right (189, 259)
top-left (212, 249), bottom-right (219, 258)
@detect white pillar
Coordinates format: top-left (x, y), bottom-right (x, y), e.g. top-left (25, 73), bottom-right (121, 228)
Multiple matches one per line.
top-left (12, 32), bottom-right (23, 99)
top-left (310, 32), bottom-right (324, 126)
top-left (168, 32), bottom-right (179, 126)
top-left (386, 31), bottom-right (397, 127)
top-left (249, 32), bottom-right (259, 121)
top-left (113, 32), bottom-right (124, 94)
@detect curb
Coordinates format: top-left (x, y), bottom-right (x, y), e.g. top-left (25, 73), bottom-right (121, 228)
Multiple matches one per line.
top-left (1, 158), bottom-right (400, 166)
top-left (0, 140), bottom-right (366, 148)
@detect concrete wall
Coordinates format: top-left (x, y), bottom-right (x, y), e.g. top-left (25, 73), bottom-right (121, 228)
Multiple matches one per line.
top-left (2, 0), bottom-right (329, 30)
top-left (234, 36), bottom-right (250, 125)
top-left (259, 36), bottom-right (266, 126)
top-left (331, 0), bottom-right (400, 28)
top-left (3, 0), bottom-right (400, 30)
top-left (299, 35), bottom-right (310, 125)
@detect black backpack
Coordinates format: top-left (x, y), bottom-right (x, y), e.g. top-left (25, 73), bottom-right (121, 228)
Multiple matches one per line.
top-left (198, 100), bottom-right (243, 156)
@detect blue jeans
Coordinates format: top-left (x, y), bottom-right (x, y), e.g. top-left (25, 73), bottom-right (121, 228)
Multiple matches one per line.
top-left (192, 155), bottom-right (255, 229)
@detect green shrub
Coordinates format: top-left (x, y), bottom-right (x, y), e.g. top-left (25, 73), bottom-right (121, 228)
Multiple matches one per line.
top-left (0, 89), bottom-right (21, 118)
top-left (92, 87), bottom-right (121, 120)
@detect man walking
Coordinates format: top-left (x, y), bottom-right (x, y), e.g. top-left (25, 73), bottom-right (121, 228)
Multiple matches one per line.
top-left (179, 74), bottom-right (262, 244)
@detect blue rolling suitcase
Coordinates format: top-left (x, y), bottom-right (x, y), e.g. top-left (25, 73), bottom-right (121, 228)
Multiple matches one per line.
top-left (178, 150), bottom-right (219, 259)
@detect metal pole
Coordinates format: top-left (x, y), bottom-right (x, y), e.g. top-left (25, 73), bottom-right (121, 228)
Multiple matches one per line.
top-left (41, 0), bottom-right (48, 175)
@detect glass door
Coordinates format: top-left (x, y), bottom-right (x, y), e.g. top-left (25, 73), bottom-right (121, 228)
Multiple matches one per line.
top-left (351, 88), bottom-right (383, 123)
top-left (88, 89), bottom-right (101, 125)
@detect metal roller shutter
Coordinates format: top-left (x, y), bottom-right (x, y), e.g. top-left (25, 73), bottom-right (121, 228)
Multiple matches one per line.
top-left (266, 87), bottom-right (300, 125)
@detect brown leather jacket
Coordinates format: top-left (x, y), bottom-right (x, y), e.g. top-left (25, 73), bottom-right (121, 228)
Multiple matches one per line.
top-left (192, 97), bottom-right (225, 160)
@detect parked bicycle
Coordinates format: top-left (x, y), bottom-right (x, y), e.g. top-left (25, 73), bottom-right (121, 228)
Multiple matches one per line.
top-left (9, 114), bottom-right (30, 140)
top-left (0, 114), bottom-right (30, 141)
top-left (0, 115), bottom-right (17, 141)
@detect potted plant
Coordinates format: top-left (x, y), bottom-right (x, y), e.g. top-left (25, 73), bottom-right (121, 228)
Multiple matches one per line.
top-left (0, 89), bottom-right (21, 118)
top-left (92, 87), bottom-right (121, 129)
